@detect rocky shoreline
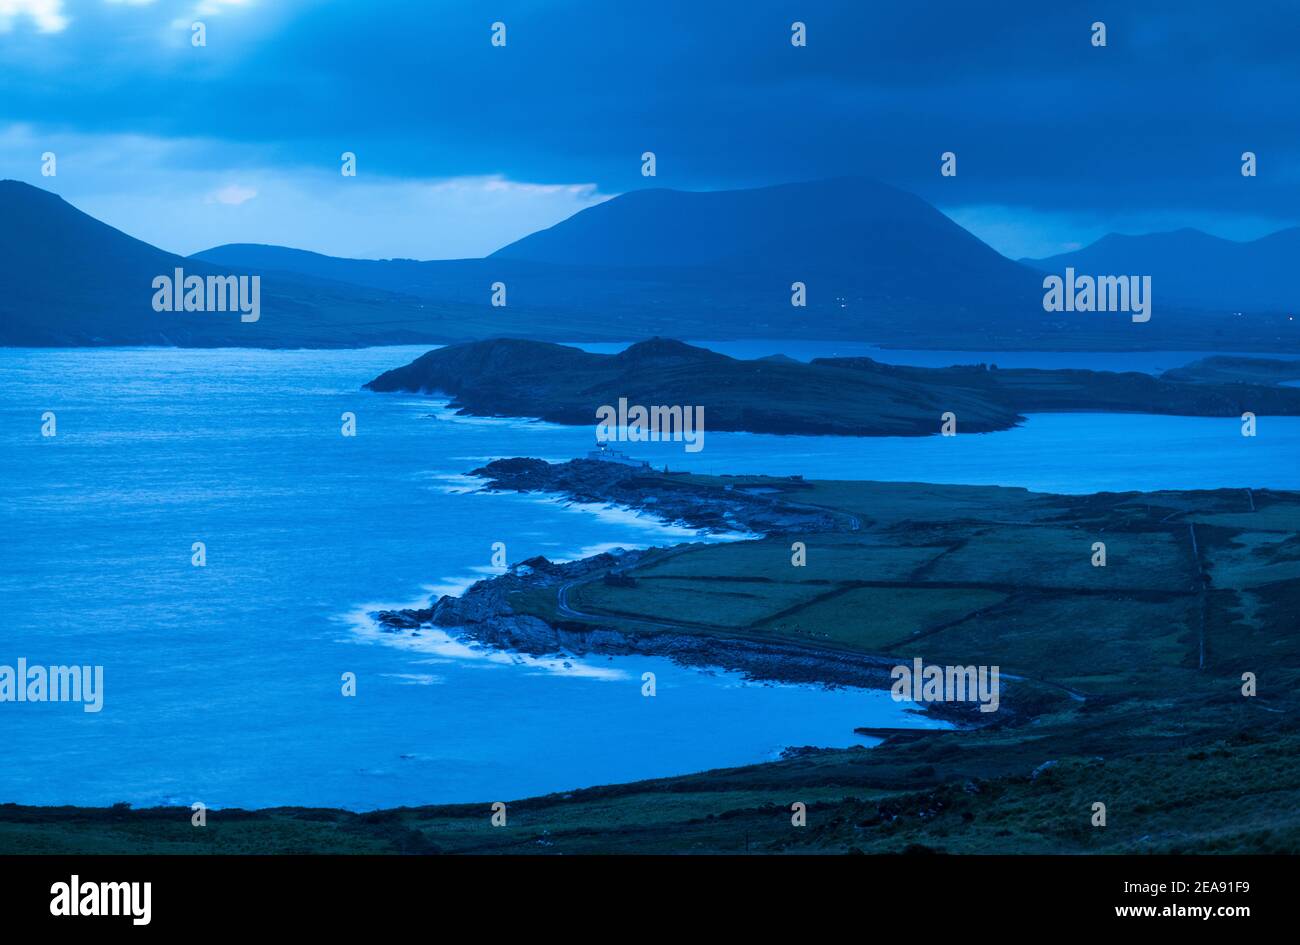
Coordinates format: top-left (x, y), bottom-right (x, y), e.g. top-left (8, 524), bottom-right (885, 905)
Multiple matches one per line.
top-left (374, 458), bottom-right (995, 728)
top-left (375, 550), bottom-right (984, 726)
top-left (468, 456), bottom-right (855, 535)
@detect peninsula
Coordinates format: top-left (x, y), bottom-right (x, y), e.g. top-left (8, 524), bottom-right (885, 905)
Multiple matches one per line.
top-left (7, 460), bottom-right (1297, 854)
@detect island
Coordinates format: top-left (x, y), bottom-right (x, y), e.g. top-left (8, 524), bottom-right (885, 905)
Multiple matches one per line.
top-left (362, 338), bottom-right (1300, 437)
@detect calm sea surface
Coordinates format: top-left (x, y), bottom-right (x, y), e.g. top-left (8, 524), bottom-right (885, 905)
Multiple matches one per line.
top-left (1, 345), bottom-right (1294, 809)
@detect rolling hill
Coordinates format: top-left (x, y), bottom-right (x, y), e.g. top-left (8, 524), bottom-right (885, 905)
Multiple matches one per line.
top-left (1024, 227), bottom-right (1300, 314)
top-left (363, 337), bottom-right (1025, 435)
top-left (364, 338), bottom-right (1300, 436)
top-left (0, 179), bottom-right (486, 347)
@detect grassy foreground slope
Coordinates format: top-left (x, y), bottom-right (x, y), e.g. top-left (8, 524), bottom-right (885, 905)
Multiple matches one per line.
top-left (3, 475), bottom-right (1298, 854)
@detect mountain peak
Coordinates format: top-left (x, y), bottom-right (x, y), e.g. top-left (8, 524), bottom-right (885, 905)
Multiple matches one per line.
top-left (487, 176), bottom-right (969, 271)
top-left (0, 179), bottom-right (71, 213)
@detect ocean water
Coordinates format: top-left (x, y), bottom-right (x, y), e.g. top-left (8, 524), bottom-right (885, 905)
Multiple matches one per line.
top-left (1, 346), bottom-right (1295, 810)
top-left (647, 412), bottom-right (1300, 494)
top-left (0, 347), bottom-right (943, 812)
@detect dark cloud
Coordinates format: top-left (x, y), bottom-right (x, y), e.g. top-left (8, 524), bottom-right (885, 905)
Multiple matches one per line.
top-left (2, 0), bottom-right (1298, 225)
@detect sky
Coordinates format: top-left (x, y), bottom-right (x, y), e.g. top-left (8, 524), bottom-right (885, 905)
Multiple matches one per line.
top-left (1, 0), bottom-right (1297, 260)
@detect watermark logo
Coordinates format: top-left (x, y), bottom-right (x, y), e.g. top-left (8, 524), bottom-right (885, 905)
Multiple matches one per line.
top-left (151, 268), bottom-right (260, 323)
top-left (1043, 268), bottom-right (1151, 323)
top-left (50, 876), bottom-right (150, 926)
top-left (596, 397), bottom-right (704, 453)
top-left (890, 658), bottom-right (999, 713)
top-left (0, 659), bottom-right (103, 713)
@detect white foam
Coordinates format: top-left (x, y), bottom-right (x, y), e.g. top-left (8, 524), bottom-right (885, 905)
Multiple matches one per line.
top-left (379, 672), bottom-right (446, 686)
top-left (339, 592), bottom-right (629, 681)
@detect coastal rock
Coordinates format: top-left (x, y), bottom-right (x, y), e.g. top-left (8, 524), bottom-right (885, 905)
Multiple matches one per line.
top-left (470, 457), bottom-right (850, 536)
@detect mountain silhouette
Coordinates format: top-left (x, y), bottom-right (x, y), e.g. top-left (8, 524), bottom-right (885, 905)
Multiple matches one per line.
top-left (1024, 227), bottom-right (1300, 314)
top-left (195, 178), bottom-right (1060, 342)
top-left (493, 178), bottom-right (1025, 274)
top-left (0, 180), bottom-right (468, 347)
top-left (3, 177), bottom-right (1294, 349)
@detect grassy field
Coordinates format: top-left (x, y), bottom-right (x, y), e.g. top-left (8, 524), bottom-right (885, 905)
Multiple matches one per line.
top-left (519, 477), bottom-right (1220, 687)
top-left (4, 477), bottom-right (1297, 854)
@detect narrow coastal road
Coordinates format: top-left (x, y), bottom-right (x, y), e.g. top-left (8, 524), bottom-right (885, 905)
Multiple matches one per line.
top-left (555, 545), bottom-right (696, 629)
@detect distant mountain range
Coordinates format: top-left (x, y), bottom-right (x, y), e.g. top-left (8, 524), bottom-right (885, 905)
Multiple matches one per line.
top-left (1023, 228), bottom-right (1300, 314)
top-left (196, 178), bottom-right (1056, 345)
top-left (2, 177), bottom-right (1297, 350)
top-left (0, 179), bottom-right (488, 347)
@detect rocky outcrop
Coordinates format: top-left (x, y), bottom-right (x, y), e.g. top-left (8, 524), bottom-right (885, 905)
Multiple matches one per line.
top-left (470, 457), bottom-right (851, 535)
